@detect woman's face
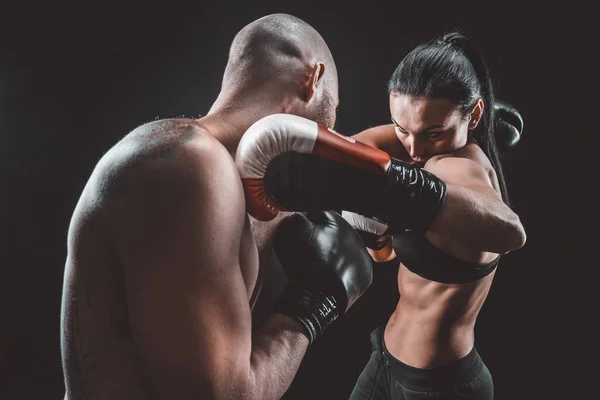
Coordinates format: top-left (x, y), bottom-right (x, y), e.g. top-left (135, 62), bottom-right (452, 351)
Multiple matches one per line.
top-left (389, 93), bottom-right (480, 166)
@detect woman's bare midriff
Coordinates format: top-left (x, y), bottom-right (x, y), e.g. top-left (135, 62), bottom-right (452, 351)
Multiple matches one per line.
top-left (384, 263), bottom-right (496, 369)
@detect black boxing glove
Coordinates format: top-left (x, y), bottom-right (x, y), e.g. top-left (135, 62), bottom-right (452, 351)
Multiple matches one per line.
top-left (273, 211), bottom-right (373, 344)
top-left (494, 100), bottom-right (524, 149)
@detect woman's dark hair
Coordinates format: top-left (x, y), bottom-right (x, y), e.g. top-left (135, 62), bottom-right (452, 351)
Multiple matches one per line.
top-left (388, 32), bottom-right (510, 206)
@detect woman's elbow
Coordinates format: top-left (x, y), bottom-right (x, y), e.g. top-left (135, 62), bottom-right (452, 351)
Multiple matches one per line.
top-left (502, 216), bottom-right (527, 253)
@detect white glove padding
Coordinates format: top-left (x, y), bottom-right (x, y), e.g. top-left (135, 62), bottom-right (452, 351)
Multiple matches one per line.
top-left (340, 211), bottom-right (391, 250)
top-left (341, 211), bottom-right (388, 235)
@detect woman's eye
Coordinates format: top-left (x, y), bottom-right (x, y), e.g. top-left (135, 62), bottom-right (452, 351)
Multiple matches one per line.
top-left (394, 126), bottom-right (408, 135)
top-left (423, 131), bottom-right (442, 139)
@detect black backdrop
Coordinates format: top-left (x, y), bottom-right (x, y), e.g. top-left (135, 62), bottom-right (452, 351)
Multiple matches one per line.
top-left (1, 1), bottom-right (591, 399)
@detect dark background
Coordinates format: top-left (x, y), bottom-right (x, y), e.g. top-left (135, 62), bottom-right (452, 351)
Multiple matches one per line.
top-left (1, 1), bottom-right (591, 399)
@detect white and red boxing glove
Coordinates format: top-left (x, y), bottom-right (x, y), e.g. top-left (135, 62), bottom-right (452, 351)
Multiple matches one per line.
top-left (235, 113), bottom-right (446, 234)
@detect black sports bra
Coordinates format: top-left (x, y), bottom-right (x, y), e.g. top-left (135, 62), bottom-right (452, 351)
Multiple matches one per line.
top-left (392, 231), bottom-right (499, 284)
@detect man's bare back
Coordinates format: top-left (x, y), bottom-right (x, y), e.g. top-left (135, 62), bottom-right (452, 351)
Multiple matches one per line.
top-left (61, 119), bottom-right (259, 397)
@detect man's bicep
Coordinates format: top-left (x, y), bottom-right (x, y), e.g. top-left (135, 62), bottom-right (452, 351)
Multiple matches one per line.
top-left (113, 147), bottom-right (252, 396)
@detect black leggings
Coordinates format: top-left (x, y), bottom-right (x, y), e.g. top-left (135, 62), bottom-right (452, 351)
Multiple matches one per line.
top-left (349, 326), bottom-right (494, 399)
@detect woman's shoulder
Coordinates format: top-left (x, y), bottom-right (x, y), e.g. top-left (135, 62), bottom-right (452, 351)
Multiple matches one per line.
top-left (431, 141), bottom-right (492, 169)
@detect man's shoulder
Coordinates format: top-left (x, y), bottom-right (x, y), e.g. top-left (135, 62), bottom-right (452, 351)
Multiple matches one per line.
top-left (89, 118), bottom-right (236, 202)
top-left (119, 118), bottom-right (217, 158)
top-left (111, 118), bottom-right (231, 168)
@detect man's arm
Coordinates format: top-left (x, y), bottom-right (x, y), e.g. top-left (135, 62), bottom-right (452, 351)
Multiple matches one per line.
top-left (424, 156), bottom-right (526, 254)
top-left (112, 138), bottom-right (308, 400)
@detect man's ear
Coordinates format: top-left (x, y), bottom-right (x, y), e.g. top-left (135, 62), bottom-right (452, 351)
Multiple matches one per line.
top-left (303, 62), bottom-right (325, 103)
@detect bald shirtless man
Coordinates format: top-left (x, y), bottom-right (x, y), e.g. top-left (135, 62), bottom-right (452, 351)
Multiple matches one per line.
top-left (60, 14), bottom-right (373, 400)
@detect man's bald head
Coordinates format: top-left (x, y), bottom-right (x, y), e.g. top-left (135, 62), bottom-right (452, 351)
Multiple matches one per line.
top-left (224, 14), bottom-right (337, 89)
top-left (220, 13), bottom-right (338, 126)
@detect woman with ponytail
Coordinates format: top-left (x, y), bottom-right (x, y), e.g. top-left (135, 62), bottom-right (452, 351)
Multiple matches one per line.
top-left (346, 32), bottom-right (527, 399)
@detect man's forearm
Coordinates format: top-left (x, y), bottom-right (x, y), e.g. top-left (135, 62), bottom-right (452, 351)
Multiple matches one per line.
top-left (247, 313), bottom-right (309, 400)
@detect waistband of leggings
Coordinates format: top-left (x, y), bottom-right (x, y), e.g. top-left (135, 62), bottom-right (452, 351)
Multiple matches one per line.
top-left (380, 328), bottom-right (484, 391)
